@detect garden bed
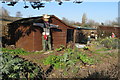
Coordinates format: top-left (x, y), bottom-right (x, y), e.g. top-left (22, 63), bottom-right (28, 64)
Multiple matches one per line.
top-left (1, 38), bottom-right (119, 79)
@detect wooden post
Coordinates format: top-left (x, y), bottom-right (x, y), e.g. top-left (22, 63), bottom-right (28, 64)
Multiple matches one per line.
top-left (73, 29), bottom-right (76, 43)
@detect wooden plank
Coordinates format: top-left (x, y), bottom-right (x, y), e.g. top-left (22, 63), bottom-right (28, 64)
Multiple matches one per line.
top-left (16, 31), bottom-right (34, 51)
top-left (34, 29), bottom-right (43, 51)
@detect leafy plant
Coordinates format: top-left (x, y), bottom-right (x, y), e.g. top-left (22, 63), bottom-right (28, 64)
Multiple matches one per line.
top-left (43, 50), bottom-right (94, 69)
top-left (77, 53), bottom-right (94, 65)
top-left (56, 48), bottom-right (63, 52)
top-left (1, 53), bottom-right (44, 79)
top-left (43, 55), bottom-right (65, 69)
top-left (83, 46), bottom-right (89, 50)
top-left (65, 48), bottom-right (73, 53)
top-left (60, 45), bottom-right (65, 49)
top-left (55, 45), bottom-right (65, 52)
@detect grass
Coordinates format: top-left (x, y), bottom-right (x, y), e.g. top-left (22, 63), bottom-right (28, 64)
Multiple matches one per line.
top-left (1, 48), bottom-right (30, 55)
top-left (1, 48), bottom-right (45, 55)
top-left (95, 48), bottom-right (110, 52)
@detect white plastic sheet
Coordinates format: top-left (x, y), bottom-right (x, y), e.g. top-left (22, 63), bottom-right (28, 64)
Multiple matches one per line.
top-left (75, 43), bottom-right (86, 48)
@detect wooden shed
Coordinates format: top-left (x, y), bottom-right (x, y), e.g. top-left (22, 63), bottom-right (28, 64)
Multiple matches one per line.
top-left (98, 26), bottom-right (120, 38)
top-left (73, 26), bottom-right (97, 43)
top-left (7, 15), bottom-right (74, 51)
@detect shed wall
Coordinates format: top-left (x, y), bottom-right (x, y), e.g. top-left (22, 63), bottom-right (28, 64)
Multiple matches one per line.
top-left (34, 29), bottom-right (43, 51)
top-left (51, 18), bottom-right (70, 49)
top-left (8, 16), bottom-right (74, 51)
top-left (16, 30), bottom-right (34, 51)
top-left (99, 26), bottom-right (120, 38)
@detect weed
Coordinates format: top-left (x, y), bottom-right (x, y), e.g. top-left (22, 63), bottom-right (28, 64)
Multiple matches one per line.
top-left (56, 45), bottom-right (65, 51)
top-left (65, 48), bottom-right (73, 53)
top-left (55, 45), bottom-right (65, 52)
top-left (83, 46), bottom-right (89, 50)
top-left (72, 67), bottom-right (79, 73)
top-left (56, 48), bottom-right (63, 52)
top-left (63, 71), bottom-right (68, 76)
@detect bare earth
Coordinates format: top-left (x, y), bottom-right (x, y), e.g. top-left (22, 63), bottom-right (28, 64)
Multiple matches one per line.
top-left (19, 49), bottom-right (119, 79)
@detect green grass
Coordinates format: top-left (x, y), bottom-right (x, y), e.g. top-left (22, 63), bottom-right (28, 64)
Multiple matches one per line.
top-left (95, 48), bottom-right (110, 52)
top-left (1, 48), bottom-right (45, 55)
top-left (32, 51), bottom-right (45, 54)
top-left (1, 48), bottom-right (30, 55)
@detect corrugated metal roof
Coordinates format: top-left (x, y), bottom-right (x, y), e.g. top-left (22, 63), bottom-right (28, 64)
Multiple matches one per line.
top-left (73, 25), bottom-right (96, 30)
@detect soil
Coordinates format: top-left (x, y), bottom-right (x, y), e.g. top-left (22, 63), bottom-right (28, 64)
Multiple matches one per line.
top-left (18, 46), bottom-right (119, 79)
top-left (19, 50), bottom-right (65, 71)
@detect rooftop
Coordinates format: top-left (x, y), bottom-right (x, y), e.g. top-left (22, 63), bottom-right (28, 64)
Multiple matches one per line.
top-left (73, 25), bottom-right (97, 30)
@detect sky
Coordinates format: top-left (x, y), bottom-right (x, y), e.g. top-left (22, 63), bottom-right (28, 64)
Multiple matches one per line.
top-left (0, 1), bottom-right (119, 23)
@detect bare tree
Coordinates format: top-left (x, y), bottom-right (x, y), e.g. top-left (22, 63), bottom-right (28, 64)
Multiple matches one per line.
top-left (62, 17), bottom-right (69, 24)
top-left (82, 13), bottom-right (87, 25)
top-left (87, 19), bottom-right (99, 28)
top-left (104, 18), bottom-right (118, 27)
top-left (0, 7), bottom-right (9, 17)
top-left (111, 18), bottom-right (118, 26)
top-left (62, 17), bottom-right (76, 26)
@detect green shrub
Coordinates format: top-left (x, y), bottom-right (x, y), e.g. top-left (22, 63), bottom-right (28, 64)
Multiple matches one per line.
top-left (100, 38), bottom-right (120, 49)
top-left (1, 53), bottom-right (44, 79)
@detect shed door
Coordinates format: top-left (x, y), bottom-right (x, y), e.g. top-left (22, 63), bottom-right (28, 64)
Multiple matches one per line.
top-left (67, 29), bottom-right (74, 43)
